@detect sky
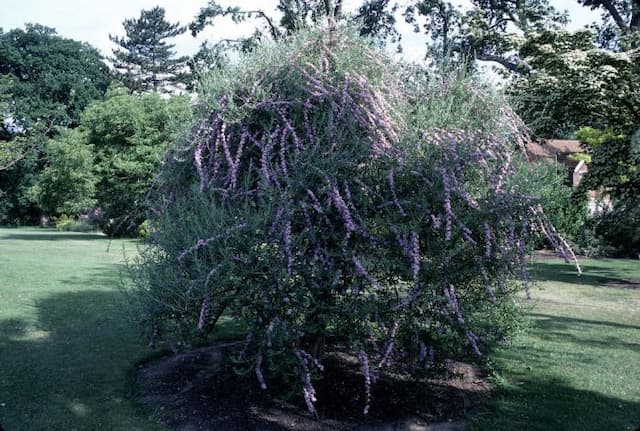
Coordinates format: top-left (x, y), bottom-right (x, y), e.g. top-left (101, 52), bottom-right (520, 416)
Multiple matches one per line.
top-left (0, 0), bottom-right (602, 64)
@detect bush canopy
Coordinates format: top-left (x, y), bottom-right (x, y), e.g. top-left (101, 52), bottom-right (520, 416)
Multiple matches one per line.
top-left (130, 27), bottom-right (577, 416)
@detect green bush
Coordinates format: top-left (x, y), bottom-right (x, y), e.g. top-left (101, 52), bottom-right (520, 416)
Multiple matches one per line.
top-left (513, 160), bottom-right (591, 250)
top-left (82, 84), bottom-right (192, 236)
top-left (137, 219), bottom-right (154, 239)
top-left (594, 205), bottom-right (640, 257)
top-left (29, 128), bottom-right (97, 217)
top-left (129, 27), bottom-right (575, 415)
top-left (577, 127), bottom-right (640, 257)
top-left (55, 214), bottom-right (96, 232)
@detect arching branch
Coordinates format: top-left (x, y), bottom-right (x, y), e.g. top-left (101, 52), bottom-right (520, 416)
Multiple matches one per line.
top-left (476, 53), bottom-right (533, 74)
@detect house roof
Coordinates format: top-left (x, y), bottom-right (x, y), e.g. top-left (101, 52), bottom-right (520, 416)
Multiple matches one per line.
top-left (525, 139), bottom-right (583, 161)
top-left (544, 139), bottom-right (583, 154)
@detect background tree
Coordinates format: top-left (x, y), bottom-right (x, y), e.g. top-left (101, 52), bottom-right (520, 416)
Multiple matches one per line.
top-left (577, 0), bottom-right (640, 49)
top-left (0, 24), bottom-right (110, 223)
top-left (28, 128), bottom-right (97, 217)
top-left (476, 1), bottom-right (639, 256)
top-left (403, 0), bottom-right (462, 59)
top-left (407, 0), bottom-right (571, 72)
top-left (509, 29), bottom-right (640, 138)
top-left (81, 84), bottom-right (191, 235)
top-left (359, 0), bottom-right (640, 255)
top-left (576, 126), bottom-right (640, 256)
top-left (110, 7), bottom-right (190, 93)
top-left (0, 74), bottom-right (28, 171)
top-left (404, 0), bottom-right (640, 73)
top-left (0, 24), bottom-right (111, 132)
top-left (189, 0), bottom-right (400, 49)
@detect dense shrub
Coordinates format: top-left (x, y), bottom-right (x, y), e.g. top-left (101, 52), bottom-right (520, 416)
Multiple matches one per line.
top-left (512, 160), bottom-right (593, 252)
top-left (593, 205), bottom-right (640, 257)
top-left (82, 84), bottom-right (192, 236)
top-left (28, 128), bottom-right (97, 217)
top-left (577, 127), bottom-right (640, 257)
top-left (55, 214), bottom-right (97, 232)
top-left (130, 27), bottom-right (576, 415)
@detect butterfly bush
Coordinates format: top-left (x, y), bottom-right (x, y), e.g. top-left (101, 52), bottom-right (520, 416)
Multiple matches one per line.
top-left (130, 27), bottom-right (578, 416)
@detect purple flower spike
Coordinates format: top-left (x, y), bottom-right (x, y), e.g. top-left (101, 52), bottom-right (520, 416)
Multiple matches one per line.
top-left (178, 237), bottom-right (212, 262)
top-left (197, 296), bottom-right (210, 330)
top-left (194, 143), bottom-right (206, 192)
top-left (392, 227), bottom-right (409, 254)
top-left (332, 185), bottom-right (357, 232)
top-left (379, 320), bottom-right (399, 369)
top-left (445, 285), bottom-right (483, 357)
top-left (279, 126), bottom-right (289, 178)
top-left (353, 256), bottom-right (382, 290)
top-left (388, 169), bottom-right (406, 217)
top-left (228, 129), bottom-right (247, 190)
top-left (466, 330), bottom-right (482, 358)
top-left (306, 189), bottom-right (325, 214)
top-left (266, 319), bottom-right (275, 348)
top-left (298, 349), bottom-right (325, 372)
top-left (431, 214), bottom-right (442, 230)
top-left (480, 266), bottom-right (496, 302)
top-left (483, 222), bottom-right (492, 258)
top-left (427, 345), bottom-right (434, 369)
top-left (410, 231), bottom-right (420, 282)
top-left (295, 349), bottom-right (318, 416)
top-left (358, 350), bottom-right (372, 415)
top-left (441, 169), bottom-right (453, 241)
top-left (256, 353), bottom-right (267, 390)
top-left (284, 220), bottom-right (293, 275)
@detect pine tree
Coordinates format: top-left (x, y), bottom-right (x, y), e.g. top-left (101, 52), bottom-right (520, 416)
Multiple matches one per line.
top-left (110, 7), bottom-right (189, 93)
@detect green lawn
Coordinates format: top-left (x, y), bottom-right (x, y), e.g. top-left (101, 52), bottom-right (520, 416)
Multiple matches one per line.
top-left (0, 227), bottom-right (164, 431)
top-left (1, 228), bottom-right (639, 430)
top-left (471, 258), bottom-right (640, 431)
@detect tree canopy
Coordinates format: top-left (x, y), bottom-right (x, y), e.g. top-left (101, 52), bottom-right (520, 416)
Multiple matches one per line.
top-left (578, 0), bottom-right (640, 49)
top-left (509, 29), bottom-right (640, 138)
top-left (28, 128), bottom-right (97, 216)
top-left (187, 1), bottom-right (636, 73)
top-left (81, 85), bottom-right (191, 234)
top-left (0, 24), bottom-right (110, 223)
top-left (110, 7), bottom-right (189, 93)
top-left (189, 0), bottom-right (400, 48)
top-left (0, 24), bottom-right (111, 133)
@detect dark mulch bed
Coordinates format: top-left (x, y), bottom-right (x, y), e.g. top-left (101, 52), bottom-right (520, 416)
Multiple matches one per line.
top-left (136, 343), bottom-right (490, 431)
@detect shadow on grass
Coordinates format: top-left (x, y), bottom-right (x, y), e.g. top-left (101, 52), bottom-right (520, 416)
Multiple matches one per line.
top-left (529, 260), bottom-right (636, 287)
top-left (2, 232), bottom-right (108, 241)
top-left (1, 255), bottom-right (638, 430)
top-left (470, 374), bottom-right (640, 431)
top-left (527, 314), bottom-right (640, 357)
top-left (0, 278), bottom-right (241, 431)
top-left (62, 264), bottom-right (130, 288)
top-left (0, 288), bottom-right (160, 430)
top-left (531, 312), bottom-right (640, 332)
top-left (0, 318), bottom-right (27, 340)
top-left (469, 312), bottom-right (640, 431)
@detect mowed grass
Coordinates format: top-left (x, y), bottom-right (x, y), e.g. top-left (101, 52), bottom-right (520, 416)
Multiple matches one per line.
top-left (471, 257), bottom-right (640, 431)
top-left (0, 227), bottom-right (164, 431)
top-left (1, 228), bottom-right (639, 431)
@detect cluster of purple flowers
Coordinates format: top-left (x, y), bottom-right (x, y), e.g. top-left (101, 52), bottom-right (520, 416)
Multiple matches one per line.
top-left (358, 350), bottom-right (372, 415)
top-left (143, 28), bottom-right (581, 418)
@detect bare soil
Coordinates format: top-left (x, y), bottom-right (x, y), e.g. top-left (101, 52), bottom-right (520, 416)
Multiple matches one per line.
top-left (136, 343), bottom-right (490, 431)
